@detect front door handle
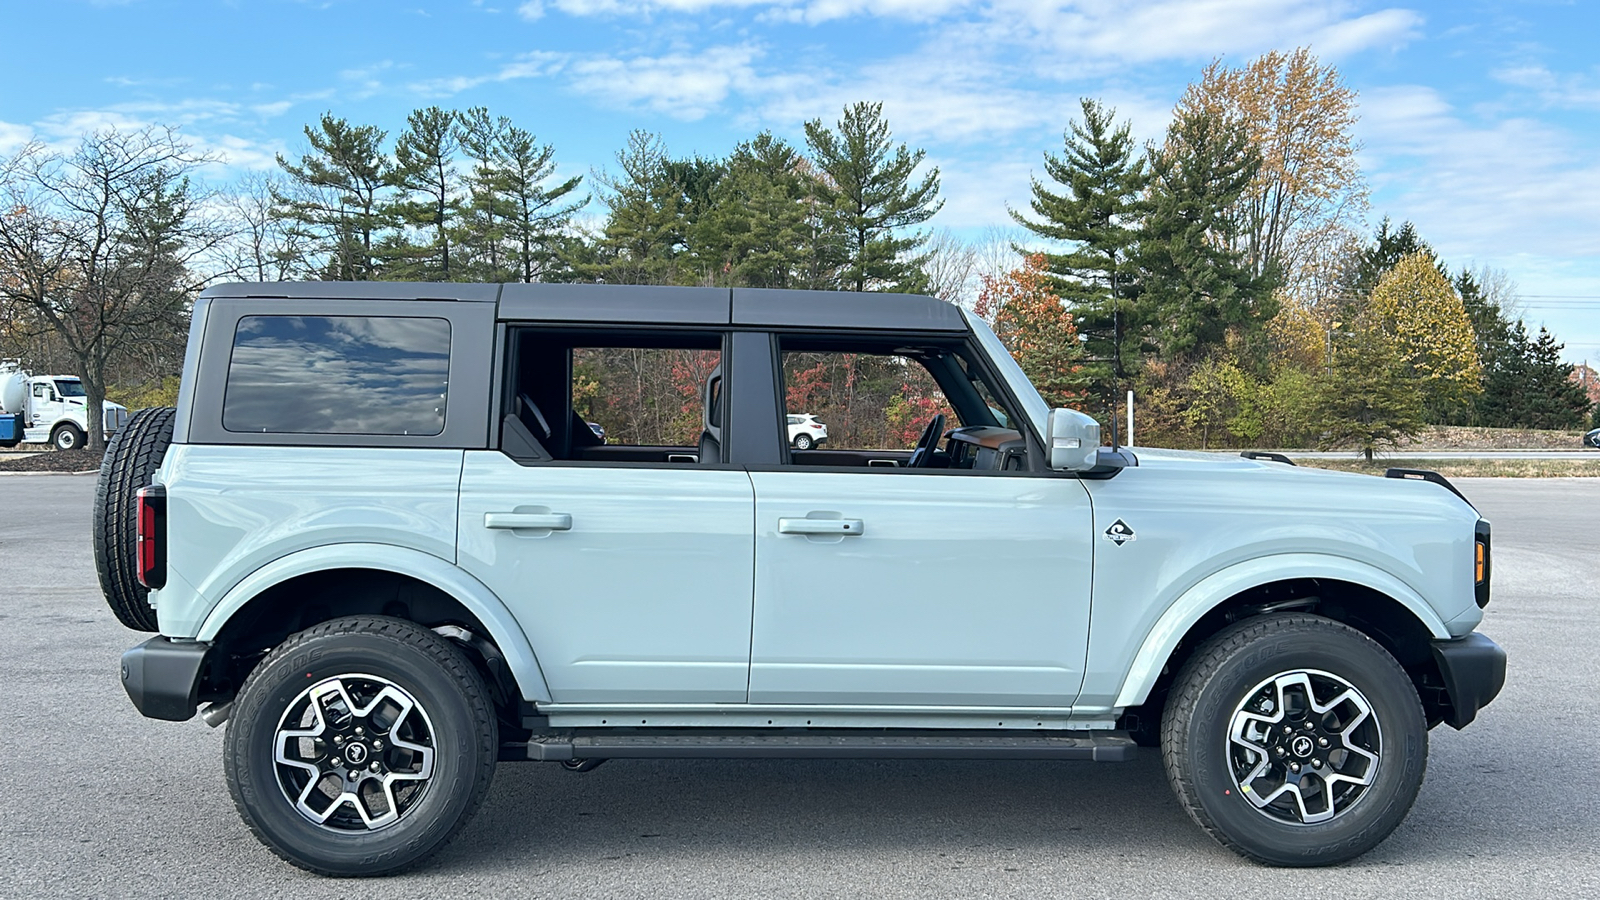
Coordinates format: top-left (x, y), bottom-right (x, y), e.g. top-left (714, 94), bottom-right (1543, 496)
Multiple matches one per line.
top-left (485, 512), bottom-right (573, 531)
top-left (778, 517), bottom-right (864, 536)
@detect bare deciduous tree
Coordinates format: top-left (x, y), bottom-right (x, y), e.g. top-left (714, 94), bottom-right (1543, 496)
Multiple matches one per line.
top-left (0, 127), bottom-right (225, 451)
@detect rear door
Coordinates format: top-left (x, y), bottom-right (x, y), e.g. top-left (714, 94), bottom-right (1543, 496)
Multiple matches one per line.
top-left (456, 326), bottom-right (756, 704)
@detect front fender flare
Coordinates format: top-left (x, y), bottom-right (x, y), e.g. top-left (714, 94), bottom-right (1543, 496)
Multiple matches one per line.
top-left (196, 543), bottom-right (552, 702)
top-left (1111, 553), bottom-right (1451, 709)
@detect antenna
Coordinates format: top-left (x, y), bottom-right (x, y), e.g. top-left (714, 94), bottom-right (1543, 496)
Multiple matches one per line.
top-left (1108, 265), bottom-right (1121, 451)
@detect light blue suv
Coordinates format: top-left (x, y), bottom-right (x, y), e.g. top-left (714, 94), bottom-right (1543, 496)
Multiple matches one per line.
top-left (96, 282), bottom-right (1505, 875)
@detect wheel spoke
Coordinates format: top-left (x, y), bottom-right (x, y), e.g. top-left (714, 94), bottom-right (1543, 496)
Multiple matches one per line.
top-left (1227, 668), bottom-right (1383, 826)
top-left (273, 673), bottom-right (437, 833)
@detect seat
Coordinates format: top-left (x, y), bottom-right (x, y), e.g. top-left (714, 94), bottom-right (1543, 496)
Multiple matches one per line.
top-left (698, 364), bottom-right (723, 464)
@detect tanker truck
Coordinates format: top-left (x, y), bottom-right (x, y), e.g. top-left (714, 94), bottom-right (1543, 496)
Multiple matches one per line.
top-left (0, 361), bottom-right (129, 450)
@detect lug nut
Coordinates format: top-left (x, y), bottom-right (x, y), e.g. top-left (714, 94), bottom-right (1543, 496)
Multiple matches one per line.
top-left (1275, 746), bottom-right (1286, 756)
top-left (1312, 758), bottom-right (1323, 768)
top-left (372, 740), bottom-right (383, 751)
top-left (355, 726), bottom-right (364, 736)
top-left (1317, 737), bottom-right (1329, 748)
top-left (334, 735), bottom-right (345, 744)
top-left (370, 761), bottom-right (381, 772)
top-left (330, 757), bottom-right (342, 767)
top-left (1282, 725), bottom-right (1292, 735)
top-left (1290, 763), bottom-right (1301, 773)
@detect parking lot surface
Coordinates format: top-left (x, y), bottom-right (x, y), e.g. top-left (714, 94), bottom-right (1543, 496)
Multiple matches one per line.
top-left (0, 475), bottom-right (1595, 899)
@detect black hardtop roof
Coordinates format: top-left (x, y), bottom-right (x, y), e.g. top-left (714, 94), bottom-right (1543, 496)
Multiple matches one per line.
top-left (199, 282), bottom-right (967, 333)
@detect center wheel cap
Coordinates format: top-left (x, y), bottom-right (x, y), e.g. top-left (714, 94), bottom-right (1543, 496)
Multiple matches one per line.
top-left (1290, 735), bottom-right (1315, 758)
top-left (344, 742), bottom-right (369, 765)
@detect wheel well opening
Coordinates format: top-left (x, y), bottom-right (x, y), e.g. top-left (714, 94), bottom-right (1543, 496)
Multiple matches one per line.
top-left (207, 568), bottom-right (530, 733)
top-left (1121, 578), bottom-right (1450, 736)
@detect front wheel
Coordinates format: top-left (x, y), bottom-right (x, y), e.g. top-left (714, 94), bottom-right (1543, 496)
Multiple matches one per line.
top-left (224, 616), bottom-right (498, 876)
top-left (1161, 613), bottom-right (1427, 866)
top-left (52, 423), bottom-right (85, 450)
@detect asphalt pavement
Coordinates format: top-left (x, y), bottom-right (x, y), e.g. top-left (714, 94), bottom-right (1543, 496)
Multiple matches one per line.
top-left (1, 474), bottom-right (1596, 899)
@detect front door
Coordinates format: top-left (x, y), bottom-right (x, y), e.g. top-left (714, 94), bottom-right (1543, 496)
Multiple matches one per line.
top-left (745, 338), bottom-right (1095, 709)
top-left (748, 470), bottom-right (1093, 707)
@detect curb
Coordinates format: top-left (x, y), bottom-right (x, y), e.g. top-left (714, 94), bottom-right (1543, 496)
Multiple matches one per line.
top-left (0, 470), bottom-right (99, 476)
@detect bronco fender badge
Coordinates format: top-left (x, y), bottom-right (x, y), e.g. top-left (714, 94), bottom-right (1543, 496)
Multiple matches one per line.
top-left (1104, 519), bottom-right (1136, 545)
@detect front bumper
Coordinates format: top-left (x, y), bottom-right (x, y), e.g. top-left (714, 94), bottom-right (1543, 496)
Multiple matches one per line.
top-left (121, 637), bottom-right (212, 721)
top-left (1431, 632), bottom-right (1507, 730)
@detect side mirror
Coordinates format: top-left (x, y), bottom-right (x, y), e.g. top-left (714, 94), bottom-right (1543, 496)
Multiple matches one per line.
top-left (1047, 408), bottom-right (1101, 471)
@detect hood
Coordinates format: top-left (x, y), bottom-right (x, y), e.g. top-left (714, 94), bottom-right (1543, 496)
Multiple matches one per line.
top-left (1119, 445), bottom-right (1478, 516)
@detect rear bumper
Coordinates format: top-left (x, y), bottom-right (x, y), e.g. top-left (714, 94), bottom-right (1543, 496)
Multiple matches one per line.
top-left (121, 637), bottom-right (211, 721)
top-left (1431, 632), bottom-right (1506, 730)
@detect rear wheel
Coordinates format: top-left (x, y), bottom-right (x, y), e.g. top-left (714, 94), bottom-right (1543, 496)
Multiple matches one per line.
top-left (224, 616), bottom-right (498, 876)
top-left (52, 423), bottom-right (84, 450)
top-left (1162, 613), bottom-right (1426, 866)
top-left (792, 433), bottom-right (813, 451)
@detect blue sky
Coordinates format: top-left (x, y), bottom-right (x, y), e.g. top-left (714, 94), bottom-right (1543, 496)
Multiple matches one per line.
top-left (2, 0), bottom-right (1597, 362)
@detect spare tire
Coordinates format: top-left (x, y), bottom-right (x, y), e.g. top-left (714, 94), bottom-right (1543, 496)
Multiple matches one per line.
top-left (94, 407), bottom-right (176, 632)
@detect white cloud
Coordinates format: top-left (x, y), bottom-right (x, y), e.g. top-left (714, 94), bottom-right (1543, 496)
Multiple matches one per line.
top-left (979, 0), bottom-right (1422, 68)
top-left (408, 51), bottom-right (567, 97)
top-left (0, 121), bottom-right (34, 155)
top-left (531, 0), bottom-right (971, 21)
top-left (1493, 64), bottom-right (1600, 111)
top-left (567, 45), bottom-right (764, 119)
top-left (1358, 85), bottom-right (1600, 261)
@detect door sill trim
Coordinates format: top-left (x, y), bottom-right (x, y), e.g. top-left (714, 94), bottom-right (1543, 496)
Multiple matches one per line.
top-left (536, 702), bottom-right (1101, 730)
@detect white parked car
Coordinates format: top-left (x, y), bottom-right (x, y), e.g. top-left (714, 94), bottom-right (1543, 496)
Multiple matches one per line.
top-left (786, 413), bottom-right (828, 450)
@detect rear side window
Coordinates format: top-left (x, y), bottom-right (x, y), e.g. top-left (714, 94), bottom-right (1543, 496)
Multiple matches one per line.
top-left (223, 315), bottom-right (451, 435)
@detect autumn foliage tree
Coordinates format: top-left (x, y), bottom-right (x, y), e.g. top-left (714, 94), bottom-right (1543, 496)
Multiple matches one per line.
top-left (1365, 252), bottom-right (1482, 422)
top-left (1176, 48), bottom-right (1366, 292)
top-left (976, 254), bottom-right (1089, 410)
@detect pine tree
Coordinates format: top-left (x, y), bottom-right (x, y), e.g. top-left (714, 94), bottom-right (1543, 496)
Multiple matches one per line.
top-left (1137, 106), bottom-right (1273, 360)
top-left (691, 133), bottom-right (823, 288)
top-left (455, 107), bottom-right (514, 281)
top-left (386, 107), bottom-right (462, 280)
top-left (586, 131), bottom-right (693, 286)
top-left (1312, 325), bottom-right (1423, 460)
top-left (1344, 218), bottom-right (1438, 301)
top-left (1011, 99), bottom-right (1147, 389)
top-left (1478, 323), bottom-right (1591, 429)
top-left (804, 102), bottom-right (942, 293)
top-left (273, 114), bottom-right (391, 280)
top-left (497, 124), bottom-right (584, 284)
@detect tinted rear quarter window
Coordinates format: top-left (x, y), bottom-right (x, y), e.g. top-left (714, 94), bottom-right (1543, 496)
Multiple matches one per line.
top-left (223, 315), bottom-right (451, 435)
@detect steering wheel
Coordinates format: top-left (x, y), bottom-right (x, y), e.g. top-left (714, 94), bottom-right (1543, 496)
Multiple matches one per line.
top-left (907, 413), bottom-right (946, 468)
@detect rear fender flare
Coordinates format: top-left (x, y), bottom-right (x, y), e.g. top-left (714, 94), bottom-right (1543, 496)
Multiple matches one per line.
top-left (196, 543), bottom-right (551, 702)
top-left (1112, 553), bottom-right (1451, 709)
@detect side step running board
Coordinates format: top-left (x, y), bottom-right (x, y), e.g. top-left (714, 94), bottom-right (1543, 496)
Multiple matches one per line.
top-left (501, 730), bottom-right (1137, 762)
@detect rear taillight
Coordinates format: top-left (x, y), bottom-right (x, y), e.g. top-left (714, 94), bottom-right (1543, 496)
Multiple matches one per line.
top-left (137, 485), bottom-right (167, 590)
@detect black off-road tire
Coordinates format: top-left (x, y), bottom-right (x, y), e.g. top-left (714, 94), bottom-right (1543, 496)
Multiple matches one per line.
top-left (92, 406), bottom-right (175, 632)
top-left (1161, 613), bottom-right (1427, 866)
top-left (224, 616), bottom-right (499, 877)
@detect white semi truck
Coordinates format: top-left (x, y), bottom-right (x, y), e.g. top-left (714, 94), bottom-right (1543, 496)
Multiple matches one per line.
top-left (0, 361), bottom-right (129, 449)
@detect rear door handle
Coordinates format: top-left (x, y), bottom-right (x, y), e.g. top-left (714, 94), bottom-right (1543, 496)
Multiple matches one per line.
top-left (777, 517), bottom-right (864, 536)
top-left (484, 512), bottom-right (573, 531)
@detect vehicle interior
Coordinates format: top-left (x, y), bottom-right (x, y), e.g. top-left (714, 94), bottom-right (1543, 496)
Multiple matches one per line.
top-left (777, 334), bottom-right (1028, 472)
top-left (498, 327), bottom-right (1028, 472)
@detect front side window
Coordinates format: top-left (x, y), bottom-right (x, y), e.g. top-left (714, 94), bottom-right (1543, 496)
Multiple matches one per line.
top-left (777, 337), bottom-right (1029, 472)
top-left (222, 315), bottom-right (450, 435)
top-left (54, 380), bottom-right (86, 397)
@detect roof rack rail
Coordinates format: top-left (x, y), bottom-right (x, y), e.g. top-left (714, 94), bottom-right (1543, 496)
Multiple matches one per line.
top-left (1240, 451), bottom-right (1295, 465)
top-left (1385, 467), bottom-right (1474, 509)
